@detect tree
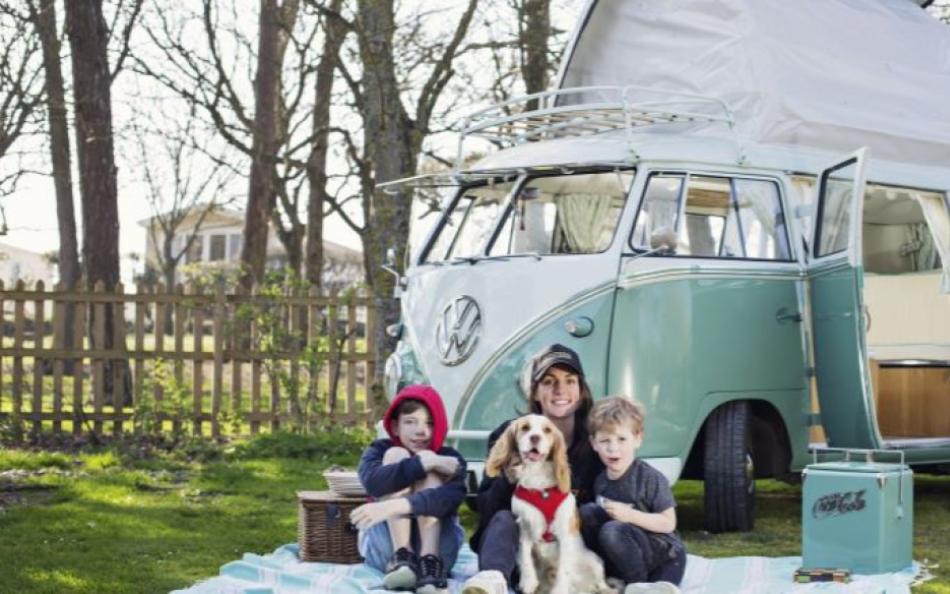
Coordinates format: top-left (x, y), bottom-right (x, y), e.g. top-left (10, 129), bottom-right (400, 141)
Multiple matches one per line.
top-left (25, 0), bottom-right (81, 363)
top-left (0, 5), bottom-right (44, 220)
top-left (343, 0), bottom-right (478, 377)
top-left (516, 0), bottom-right (551, 110)
top-left (241, 0), bottom-right (301, 288)
top-left (304, 0), bottom-right (346, 289)
top-left (65, 0), bottom-right (141, 404)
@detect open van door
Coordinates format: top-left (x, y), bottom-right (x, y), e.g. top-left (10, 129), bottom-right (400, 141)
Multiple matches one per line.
top-left (806, 148), bottom-right (881, 449)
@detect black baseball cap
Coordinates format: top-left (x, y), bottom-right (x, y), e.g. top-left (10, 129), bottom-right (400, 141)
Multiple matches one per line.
top-left (530, 344), bottom-right (585, 385)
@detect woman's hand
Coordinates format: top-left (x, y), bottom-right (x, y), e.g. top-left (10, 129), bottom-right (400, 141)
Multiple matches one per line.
top-left (351, 498), bottom-right (411, 530)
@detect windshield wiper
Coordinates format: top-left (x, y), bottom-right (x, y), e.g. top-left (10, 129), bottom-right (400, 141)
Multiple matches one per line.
top-left (447, 252), bottom-right (543, 265)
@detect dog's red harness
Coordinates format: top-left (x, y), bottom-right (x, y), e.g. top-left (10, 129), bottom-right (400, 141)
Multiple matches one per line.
top-left (513, 485), bottom-right (569, 543)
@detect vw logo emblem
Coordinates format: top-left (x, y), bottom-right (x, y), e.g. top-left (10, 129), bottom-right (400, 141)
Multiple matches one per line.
top-left (435, 295), bottom-right (482, 366)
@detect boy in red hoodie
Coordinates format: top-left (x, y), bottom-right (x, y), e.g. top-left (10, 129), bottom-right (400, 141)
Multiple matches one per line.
top-left (352, 385), bottom-right (467, 594)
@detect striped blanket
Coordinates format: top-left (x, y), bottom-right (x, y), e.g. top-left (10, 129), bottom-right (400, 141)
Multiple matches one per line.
top-left (173, 544), bottom-right (922, 594)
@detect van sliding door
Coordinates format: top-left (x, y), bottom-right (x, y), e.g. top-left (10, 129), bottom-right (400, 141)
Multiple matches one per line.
top-left (806, 148), bottom-right (881, 449)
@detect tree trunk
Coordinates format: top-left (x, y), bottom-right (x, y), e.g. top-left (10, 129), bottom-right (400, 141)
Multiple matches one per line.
top-left (65, 0), bottom-right (127, 405)
top-left (521, 0), bottom-right (550, 111)
top-left (356, 0), bottom-right (419, 380)
top-left (31, 0), bottom-right (80, 364)
top-left (304, 0), bottom-right (346, 290)
top-left (240, 0), bottom-right (300, 289)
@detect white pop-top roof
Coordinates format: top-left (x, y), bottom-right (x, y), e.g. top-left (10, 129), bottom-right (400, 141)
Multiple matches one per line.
top-left (556, 0), bottom-right (950, 169)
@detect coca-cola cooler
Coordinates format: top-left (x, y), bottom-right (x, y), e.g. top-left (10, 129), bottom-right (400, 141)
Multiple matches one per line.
top-left (801, 449), bottom-right (913, 574)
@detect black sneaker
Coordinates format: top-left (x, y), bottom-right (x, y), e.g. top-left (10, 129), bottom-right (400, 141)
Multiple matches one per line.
top-left (383, 547), bottom-right (418, 591)
top-left (416, 554), bottom-right (448, 594)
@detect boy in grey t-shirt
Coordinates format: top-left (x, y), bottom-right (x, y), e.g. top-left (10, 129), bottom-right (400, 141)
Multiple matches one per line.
top-left (580, 397), bottom-right (686, 594)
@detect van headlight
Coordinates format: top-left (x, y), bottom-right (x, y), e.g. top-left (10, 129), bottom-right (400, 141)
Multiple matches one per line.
top-left (384, 352), bottom-right (402, 400)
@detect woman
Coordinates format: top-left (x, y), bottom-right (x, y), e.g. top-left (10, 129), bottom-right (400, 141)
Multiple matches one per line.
top-left (462, 344), bottom-right (605, 594)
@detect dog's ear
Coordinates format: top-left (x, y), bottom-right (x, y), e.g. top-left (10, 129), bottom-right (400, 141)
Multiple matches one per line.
top-left (551, 427), bottom-right (571, 493)
top-left (485, 422), bottom-right (518, 478)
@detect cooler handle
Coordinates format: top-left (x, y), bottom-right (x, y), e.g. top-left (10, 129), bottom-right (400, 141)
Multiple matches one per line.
top-left (810, 447), bottom-right (904, 467)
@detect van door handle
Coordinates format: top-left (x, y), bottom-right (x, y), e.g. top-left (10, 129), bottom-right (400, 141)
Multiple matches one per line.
top-left (776, 307), bottom-right (802, 324)
top-left (565, 316), bottom-right (594, 337)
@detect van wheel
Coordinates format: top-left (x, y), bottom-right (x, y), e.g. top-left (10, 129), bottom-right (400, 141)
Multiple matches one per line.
top-left (703, 401), bottom-right (755, 533)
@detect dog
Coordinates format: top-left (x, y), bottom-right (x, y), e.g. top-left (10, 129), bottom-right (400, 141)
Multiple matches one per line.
top-left (485, 414), bottom-right (616, 594)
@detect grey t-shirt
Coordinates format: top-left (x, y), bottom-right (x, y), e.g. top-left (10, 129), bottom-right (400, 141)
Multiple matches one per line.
top-left (593, 458), bottom-right (684, 554)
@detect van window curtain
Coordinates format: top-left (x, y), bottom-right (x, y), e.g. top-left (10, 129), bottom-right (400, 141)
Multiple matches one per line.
top-left (913, 192), bottom-right (950, 293)
top-left (554, 194), bottom-right (615, 253)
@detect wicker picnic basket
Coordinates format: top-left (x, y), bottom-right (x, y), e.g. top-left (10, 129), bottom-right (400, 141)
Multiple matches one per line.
top-left (297, 490), bottom-right (365, 563)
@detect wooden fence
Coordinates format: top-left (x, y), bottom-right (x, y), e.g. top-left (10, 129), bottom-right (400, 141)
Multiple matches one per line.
top-left (0, 280), bottom-right (379, 441)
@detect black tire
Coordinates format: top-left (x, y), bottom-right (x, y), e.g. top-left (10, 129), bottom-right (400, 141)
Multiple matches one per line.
top-left (703, 400), bottom-right (755, 533)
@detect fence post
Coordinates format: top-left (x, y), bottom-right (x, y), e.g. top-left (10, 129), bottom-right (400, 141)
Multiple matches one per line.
top-left (112, 283), bottom-right (126, 435)
top-left (307, 286), bottom-right (321, 431)
top-left (365, 293), bottom-right (377, 421)
top-left (250, 282), bottom-right (262, 435)
top-left (12, 280), bottom-right (25, 441)
top-left (173, 283), bottom-right (185, 435)
top-left (52, 283), bottom-right (65, 435)
top-left (212, 282), bottom-right (225, 437)
top-left (346, 292), bottom-right (357, 423)
top-left (327, 287), bottom-right (340, 417)
top-left (192, 284), bottom-right (205, 436)
top-left (71, 283), bottom-right (86, 437)
top-left (91, 281), bottom-right (106, 436)
top-left (31, 280), bottom-right (45, 438)
top-left (230, 283), bottom-right (243, 435)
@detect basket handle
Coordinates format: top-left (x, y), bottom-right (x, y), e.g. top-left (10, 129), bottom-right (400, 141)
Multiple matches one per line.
top-left (325, 503), bottom-right (360, 534)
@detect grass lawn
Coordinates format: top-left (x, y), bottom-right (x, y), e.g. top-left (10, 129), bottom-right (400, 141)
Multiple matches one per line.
top-left (1, 435), bottom-right (948, 593)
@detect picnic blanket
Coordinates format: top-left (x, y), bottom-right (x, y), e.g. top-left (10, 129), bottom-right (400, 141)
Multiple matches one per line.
top-left (172, 544), bottom-right (925, 594)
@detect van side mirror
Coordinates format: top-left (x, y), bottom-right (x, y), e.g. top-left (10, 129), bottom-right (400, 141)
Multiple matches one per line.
top-left (649, 227), bottom-right (678, 254)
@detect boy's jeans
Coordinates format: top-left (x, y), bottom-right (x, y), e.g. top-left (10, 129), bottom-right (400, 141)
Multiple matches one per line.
top-left (580, 502), bottom-right (686, 585)
top-left (358, 516), bottom-right (465, 574)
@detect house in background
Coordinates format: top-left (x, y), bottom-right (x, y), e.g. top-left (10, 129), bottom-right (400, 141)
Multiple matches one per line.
top-left (139, 206), bottom-right (364, 291)
top-left (0, 241), bottom-right (54, 287)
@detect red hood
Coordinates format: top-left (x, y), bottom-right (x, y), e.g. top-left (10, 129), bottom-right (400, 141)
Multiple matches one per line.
top-left (383, 385), bottom-right (449, 452)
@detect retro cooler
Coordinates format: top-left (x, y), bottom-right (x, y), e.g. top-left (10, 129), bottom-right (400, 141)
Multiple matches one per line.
top-left (801, 449), bottom-right (913, 574)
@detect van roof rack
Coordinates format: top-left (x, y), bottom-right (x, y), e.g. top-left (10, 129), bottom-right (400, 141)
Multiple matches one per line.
top-left (455, 85), bottom-right (743, 169)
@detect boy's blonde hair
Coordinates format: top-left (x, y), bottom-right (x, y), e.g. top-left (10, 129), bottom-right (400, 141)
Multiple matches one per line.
top-left (587, 395), bottom-right (646, 435)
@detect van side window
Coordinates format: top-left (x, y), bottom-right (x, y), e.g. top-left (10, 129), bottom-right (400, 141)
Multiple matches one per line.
top-left (630, 173), bottom-right (792, 261)
top-left (488, 170), bottom-right (633, 256)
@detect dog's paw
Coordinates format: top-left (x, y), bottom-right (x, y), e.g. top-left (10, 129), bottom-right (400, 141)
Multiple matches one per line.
top-left (519, 573), bottom-right (539, 594)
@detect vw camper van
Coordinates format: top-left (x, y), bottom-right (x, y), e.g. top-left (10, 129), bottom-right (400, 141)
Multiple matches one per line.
top-left (382, 0), bottom-right (950, 531)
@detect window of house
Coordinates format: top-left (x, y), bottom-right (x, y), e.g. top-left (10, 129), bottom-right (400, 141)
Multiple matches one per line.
top-left (186, 235), bottom-right (204, 263)
top-left (630, 173), bottom-right (792, 261)
top-left (488, 170), bottom-right (633, 257)
top-left (209, 234), bottom-right (226, 261)
top-left (229, 234), bottom-right (242, 260)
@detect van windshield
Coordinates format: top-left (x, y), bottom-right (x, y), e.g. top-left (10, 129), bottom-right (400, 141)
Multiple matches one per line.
top-left (422, 179), bottom-right (516, 263)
